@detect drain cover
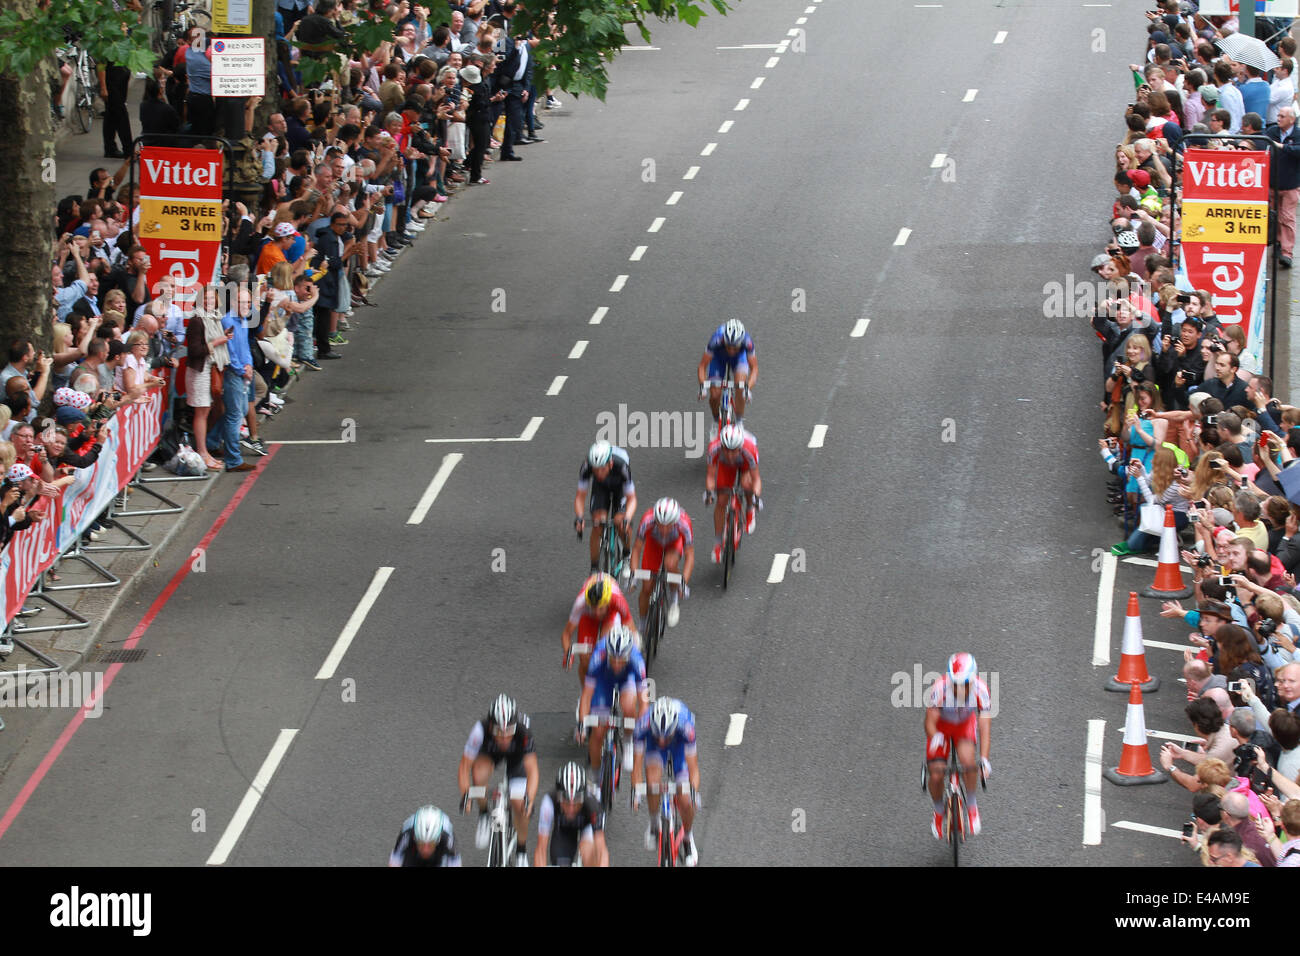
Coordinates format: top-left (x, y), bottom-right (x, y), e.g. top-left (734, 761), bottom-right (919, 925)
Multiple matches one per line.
top-left (89, 648), bottom-right (146, 664)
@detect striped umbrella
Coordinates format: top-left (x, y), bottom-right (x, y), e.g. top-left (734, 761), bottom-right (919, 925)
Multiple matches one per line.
top-left (1214, 33), bottom-right (1281, 73)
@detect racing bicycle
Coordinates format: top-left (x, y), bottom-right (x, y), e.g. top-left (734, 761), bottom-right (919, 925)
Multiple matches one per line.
top-left (466, 770), bottom-right (519, 868)
top-left (582, 700), bottom-right (636, 815)
top-left (633, 567), bottom-right (681, 674)
top-left (701, 368), bottom-right (749, 431)
top-left (925, 741), bottom-right (987, 867)
top-left (639, 758), bottom-right (692, 867)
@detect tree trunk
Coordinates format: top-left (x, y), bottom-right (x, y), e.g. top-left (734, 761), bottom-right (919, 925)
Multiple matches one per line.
top-left (252, 0), bottom-right (277, 135)
top-left (0, 0), bottom-right (55, 353)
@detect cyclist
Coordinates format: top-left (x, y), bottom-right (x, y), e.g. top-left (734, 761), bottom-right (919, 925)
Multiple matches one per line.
top-left (578, 624), bottom-right (649, 792)
top-left (534, 762), bottom-right (610, 867)
top-left (561, 572), bottom-right (635, 693)
top-left (388, 805), bottom-right (461, 867)
top-left (697, 318), bottom-right (757, 425)
top-left (704, 423), bottom-right (763, 563)
top-left (924, 653), bottom-right (992, 838)
top-left (458, 694), bottom-right (540, 867)
top-left (627, 497), bottom-right (694, 629)
top-left (632, 696), bottom-right (701, 866)
top-left (575, 440), bottom-right (637, 572)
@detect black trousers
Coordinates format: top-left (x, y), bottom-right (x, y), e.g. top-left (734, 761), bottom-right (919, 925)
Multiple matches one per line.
top-left (186, 91), bottom-right (217, 137)
top-left (468, 116), bottom-right (490, 181)
top-left (313, 303), bottom-right (333, 357)
top-left (102, 64), bottom-right (132, 154)
top-left (501, 85), bottom-right (524, 157)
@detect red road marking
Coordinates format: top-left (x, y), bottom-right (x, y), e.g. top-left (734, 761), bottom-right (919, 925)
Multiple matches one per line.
top-left (0, 451), bottom-right (279, 841)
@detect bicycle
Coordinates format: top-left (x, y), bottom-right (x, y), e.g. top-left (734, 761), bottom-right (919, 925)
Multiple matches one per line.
top-left (701, 371), bottom-right (749, 431)
top-left (582, 702), bottom-right (636, 815)
top-left (717, 470), bottom-right (745, 590)
top-left (633, 567), bottom-right (681, 674)
top-left (924, 741), bottom-right (987, 867)
top-left (465, 770), bottom-right (519, 868)
top-left (638, 758), bottom-right (692, 867)
top-left (54, 38), bottom-right (96, 134)
top-left (579, 513), bottom-right (629, 581)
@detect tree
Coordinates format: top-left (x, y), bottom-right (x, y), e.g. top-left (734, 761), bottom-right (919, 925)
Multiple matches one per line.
top-left (0, 0), bottom-right (154, 351)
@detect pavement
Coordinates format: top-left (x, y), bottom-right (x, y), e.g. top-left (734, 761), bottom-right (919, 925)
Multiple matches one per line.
top-left (0, 0), bottom-right (1290, 873)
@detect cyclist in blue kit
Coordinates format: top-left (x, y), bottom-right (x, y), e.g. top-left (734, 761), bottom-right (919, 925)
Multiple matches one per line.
top-left (697, 318), bottom-right (756, 424)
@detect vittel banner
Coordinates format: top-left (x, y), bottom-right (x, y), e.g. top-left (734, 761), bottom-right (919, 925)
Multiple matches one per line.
top-left (136, 147), bottom-right (224, 316)
top-left (1178, 149), bottom-right (1271, 372)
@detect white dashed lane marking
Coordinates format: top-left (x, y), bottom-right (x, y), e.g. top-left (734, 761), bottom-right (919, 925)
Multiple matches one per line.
top-left (568, 340), bottom-right (588, 360)
top-left (316, 567), bottom-right (396, 677)
top-left (683, 166), bottom-right (699, 180)
top-left (808, 424), bottom-right (827, 448)
top-left (735, 98), bottom-right (750, 111)
top-left (610, 275), bottom-right (628, 292)
top-left (546, 376), bottom-right (567, 396)
top-left (408, 455), bottom-right (463, 523)
top-left (666, 191), bottom-right (683, 205)
top-left (630, 245), bottom-right (647, 261)
top-left (590, 307), bottom-right (608, 325)
top-left (767, 553), bottom-right (790, 583)
top-left (893, 228), bottom-right (911, 246)
top-left (850, 318), bottom-right (870, 337)
top-left (931, 153), bottom-right (946, 168)
top-left (206, 729), bottom-right (300, 865)
top-left (718, 120), bottom-right (734, 133)
top-left (963, 89), bottom-right (978, 102)
top-left (648, 218), bottom-right (665, 233)
top-left (701, 143), bottom-right (716, 156)
top-left (724, 714), bottom-right (748, 746)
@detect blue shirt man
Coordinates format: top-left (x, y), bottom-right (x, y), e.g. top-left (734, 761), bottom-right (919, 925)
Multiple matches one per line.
top-left (219, 306), bottom-right (254, 469)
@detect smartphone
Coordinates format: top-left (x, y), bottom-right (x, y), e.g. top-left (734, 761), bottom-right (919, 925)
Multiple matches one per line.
top-left (1228, 680), bottom-right (1243, 694)
top-left (1209, 459), bottom-right (1223, 469)
top-left (1182, 820), bottom-right (1195, 839)
top-left (1177, 294), bottom-right (1191, 304)
top-left (1206, 414), bottom-right (1219, 426)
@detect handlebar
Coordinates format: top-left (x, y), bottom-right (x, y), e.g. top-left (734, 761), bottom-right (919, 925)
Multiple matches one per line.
top-left (635, 781), bottom-right (691, 797)
top-left (581, 714), bottom-right (637, 731)
top-left (632, 570), bottom-right (682, 584)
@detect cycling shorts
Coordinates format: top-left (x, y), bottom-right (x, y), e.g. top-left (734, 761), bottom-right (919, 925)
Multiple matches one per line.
top-left (707, 354), bottom-right (750, 378)
top-left (641, 537), bottom-right (684, 573)
top-left (925, 716), bottom-right (979, 761)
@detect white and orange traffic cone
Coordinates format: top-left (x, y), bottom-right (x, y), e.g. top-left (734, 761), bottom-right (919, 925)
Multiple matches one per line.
top-left (1103, 683), bottom-right (1168, 786)
top-left (1141, 505), bottom-right (1192, 599)
top-left (1105, 592), bottom-right (1160, 693)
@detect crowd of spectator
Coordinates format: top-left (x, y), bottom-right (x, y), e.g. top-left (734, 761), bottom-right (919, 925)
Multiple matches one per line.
top-left (1092, 0), bottom-right (1300, 867)
top-left (41, 1), bottom-right (560, 477)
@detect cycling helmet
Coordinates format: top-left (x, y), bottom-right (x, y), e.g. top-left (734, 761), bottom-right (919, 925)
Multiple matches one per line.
top-left (653, 497), bottom-right (681, 525)
top-left (489, 693), bottom-right (517, 731)
top-left (412, 805), bottom-right (446, 844)
top-left (947, 653), bottom-right (977, 685)
top-left (556, 761), bottom-right (585, 801)
top-left (651, 697), bottom-right (680, 738)
top-left (719, 424), bottom-right (745, 451)
top-left (588, 440), bottom-right (613, 468)
top-left (606, 624), bottom-right (634, 659)
top-left (722, 318), bottom-right (747, 347)
top-left (584, 573), bottom-right (613, 613)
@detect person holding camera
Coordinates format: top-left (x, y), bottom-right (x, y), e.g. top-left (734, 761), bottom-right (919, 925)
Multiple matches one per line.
top-left (1154, 313), bottom-right (1204, 411)
top-left (1191, 350), bottom-right (1249, 409)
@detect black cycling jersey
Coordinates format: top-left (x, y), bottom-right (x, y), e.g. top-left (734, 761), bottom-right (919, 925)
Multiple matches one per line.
top-left (470, 712), bottom-right (536, 765)
top-left (390, 820), bottom-right (459, 867)
top-left (578, 447), bottom-right (634, 498)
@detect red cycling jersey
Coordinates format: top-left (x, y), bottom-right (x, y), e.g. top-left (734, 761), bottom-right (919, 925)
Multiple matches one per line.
top-left (924, 676), bottom-right (991, 760)
top-left (707, 431), bottom-right (759, 490)
top-left (568, 584), bottom-right (632, 644)
top-left (636, 509), bottom-right (693, 571)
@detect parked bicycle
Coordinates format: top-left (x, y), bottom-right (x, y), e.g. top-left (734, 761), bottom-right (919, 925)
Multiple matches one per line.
top-left (53, 37), bottom-right (96, 134)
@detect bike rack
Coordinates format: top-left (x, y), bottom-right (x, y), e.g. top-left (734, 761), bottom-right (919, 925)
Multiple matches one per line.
top-left (39, 537), bottom-right (120, 593)
top-left (8, 584), bottom-right (92, 635)
top-left (80, 511), bottom-right (153, 553)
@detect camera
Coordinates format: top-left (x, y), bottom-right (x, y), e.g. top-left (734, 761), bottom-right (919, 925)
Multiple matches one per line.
top-left (1209, 342), bottom-right (1224, 352)
top-left (1176, 294), bottom-right (1191, 304)
top-left (1196, 553), bottom-right (1213, 568)
top-left (1217, 575), bottom-right (1236, 587)
top-left (1233, 743), bottom-right (1256, 776)
top-left (1258, 618), bottom-right (1278, 637)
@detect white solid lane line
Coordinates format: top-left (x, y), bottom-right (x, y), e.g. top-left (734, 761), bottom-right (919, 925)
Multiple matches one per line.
top-left (267, 440), bottom-right (350, 445)
top-left (893, 228), bottom-right (911, 246)
top-left (424, 419), bottom-right (543, 444)
top-left (630, 245), bottom-right (647, 261)
top-left (1092, 551), bottom-right (1117, 666)
top-left (850, 318), bottom-right (870, 337)
top-left (316, 567), bottom-right (396, 679)
top-left (1083, 719), bottom-right (1104, 846)
top-left (569, 340), bottom-right (588, 359)
top-left (610, 274), bottom-right (628, 291)
top-left (666, 191), bottom-right (683, 205)
top-left (808, 424), bottom-right (827, 448)
top-left (767, 553), bottom-right (790, 583)
top-left (546, 375), bottom-right (567, 396)
top-left (206, 728), bottom-right (299, 865)
top-left (724, 714), bottom-right (748, 746)
top-left (1143, 639), bottom-right (1197, 652)
top-left (590, 306), bottom-right (608, 325)
top-left (648, 217), bottom-right (665, 232)
top-left (408, 454), bottom-right (463, 524)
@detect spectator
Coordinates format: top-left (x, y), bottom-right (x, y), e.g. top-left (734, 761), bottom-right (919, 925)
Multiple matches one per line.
top-left (1204, 826), bottom-right (1258, 867)
top-left (1265, 105), bottom-right (1300, 269)
top-left (1221, 791), bottom-right (1276, 866)
top-left (186, 285), bottom-right (233, 471)
top-left (218, 286), bottom-right (256, 473)
top-left (1160, 696), bottom-right (1237, 772)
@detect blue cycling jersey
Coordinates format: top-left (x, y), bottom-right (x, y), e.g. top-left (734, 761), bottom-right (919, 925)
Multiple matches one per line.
top-left (706, 325), bottom-right (755, 368)
top-left (585, 638), bottom-right (648, 706)
top-left (633, 705), bottom-right (698, 766)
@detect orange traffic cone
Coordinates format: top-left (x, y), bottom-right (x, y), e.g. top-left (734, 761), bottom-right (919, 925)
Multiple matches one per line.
top-left (1103, 683), bottom-right (1168, 786)
top-left (1141, 505), bottom-right (1192, 599)
top-left (1105, 592), bottom-right (1160, 693)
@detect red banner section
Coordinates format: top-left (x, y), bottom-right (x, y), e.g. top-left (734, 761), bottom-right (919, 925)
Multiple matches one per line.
top-left (1178, 149), bottom-right (1271, 368)
top-left (137, 146), bottom-right (224, 316)
top-left (0, 389), bottom-right (164, 626)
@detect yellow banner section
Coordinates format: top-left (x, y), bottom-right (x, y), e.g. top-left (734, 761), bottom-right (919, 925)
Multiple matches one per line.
top-left (213, 0), bottom-right (252, 34)
top-left (1181, 201), bottom-right (1269, 245)
top-left (138, 198), bottom-right (223, 241)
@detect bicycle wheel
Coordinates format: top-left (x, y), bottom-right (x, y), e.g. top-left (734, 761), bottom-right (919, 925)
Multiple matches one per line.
top-left (644, 597), bottom-right (660, 673)
top-left (948, 791), bottom-right (962, 867)
top-left (488, 828), bottom-right (504, 867)
top-left (658, 816), bottom-right (675, 868)
top-left (600, 748), bottom-right (614, 814)
top-left (74, 74), bottom-right (93, 133)
top-left (722, 502), bottom-right (736, 590)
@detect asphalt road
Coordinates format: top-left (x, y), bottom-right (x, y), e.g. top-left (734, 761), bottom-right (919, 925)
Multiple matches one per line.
top-left (0, 0), bottom-right (1208, 868)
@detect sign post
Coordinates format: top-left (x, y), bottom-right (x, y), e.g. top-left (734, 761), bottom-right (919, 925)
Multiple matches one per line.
top-left (136, 146), bottom-right (226, 315)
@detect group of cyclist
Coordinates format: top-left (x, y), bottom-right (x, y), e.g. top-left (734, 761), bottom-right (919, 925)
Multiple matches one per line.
top-left (392, 321), bottom-right (762, 867)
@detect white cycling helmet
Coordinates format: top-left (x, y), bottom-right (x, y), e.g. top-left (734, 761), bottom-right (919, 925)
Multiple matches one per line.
top-left (606, 624), bottom-right (634, 659)
top-left (588, 440), bottom-right (613, 468)
top-left (556, 761), bottom-right (585, 802)
top-left (947, 653), bottom-right (977, 685)
top-left (489, 693), bottom-right (517, 731)
top-left (719, 424), bottom-right (745, 451)
top-left (722, 319), bottom-right (747, 347)
top-left (412, 805), bottom-right (446, 844)
top-left (651, 697), bottom-right (680, 737)
top-left (653, 497), bottom-right (681, 525)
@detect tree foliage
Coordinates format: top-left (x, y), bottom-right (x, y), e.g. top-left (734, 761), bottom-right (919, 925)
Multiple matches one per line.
top-left (0, 0), bottom-right (155, 75)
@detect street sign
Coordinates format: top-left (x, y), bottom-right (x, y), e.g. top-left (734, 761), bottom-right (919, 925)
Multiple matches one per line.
top-left (213, 0), bottom-right (252, 34)
top-left (211, 37), bottom-right (265, 97)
